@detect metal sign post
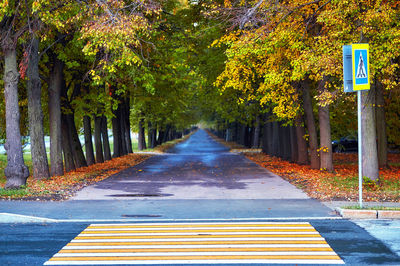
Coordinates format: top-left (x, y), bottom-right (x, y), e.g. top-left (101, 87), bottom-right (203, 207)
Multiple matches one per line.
top-left (357, 90), bottom-right (363, 208)
top-left (343, 44), bottom-right (370, 208)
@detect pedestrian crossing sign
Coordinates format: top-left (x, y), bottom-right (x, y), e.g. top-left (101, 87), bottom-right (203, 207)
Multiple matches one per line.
top-left (352, 44), bottom-right (370, 91)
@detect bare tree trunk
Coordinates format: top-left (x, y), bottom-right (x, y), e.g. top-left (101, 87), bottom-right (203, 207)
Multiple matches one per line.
top-left (362, 87), bottom-right (379, 181)
top-left (27, 36), bottom-right (50, 179)
top-left (301, 80), bottom-right (320, 169)
top-left (3, 40), bottom-right (30, 188)
top-left (48, 53), bottom-right (64, 176)
top-left (295, 115), bottom-right (309, 165)
top-left (83, 115), bottom-right (95, 165)
top-left (101, 116), bottom-right (112, 160)
top-left (94, 114), bottom-right (104, 163)
top-left (375, 80), bottom-right (388, 168)
top-left (138, 118), bottom-right (147, 150)
top-left (318, 104), bottom-right (334, 172)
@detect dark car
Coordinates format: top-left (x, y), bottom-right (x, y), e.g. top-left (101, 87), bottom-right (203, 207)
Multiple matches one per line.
top-left (332, 135), bottom-right (358, 153)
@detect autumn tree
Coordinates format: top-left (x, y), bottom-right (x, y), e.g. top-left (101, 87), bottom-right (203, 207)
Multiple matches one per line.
top-left (1, 1), bottom-right (30, 188)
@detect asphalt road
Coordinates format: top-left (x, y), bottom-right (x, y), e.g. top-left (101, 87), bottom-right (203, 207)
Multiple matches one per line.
top-left (72, 130), bottom-right (309, 200)
top-left (1, 129), bottom-right (399, 265)
top-left (1, 219), bottom-right (399, 265)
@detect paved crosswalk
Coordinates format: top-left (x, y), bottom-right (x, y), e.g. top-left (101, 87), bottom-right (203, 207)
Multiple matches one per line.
top-left (45, 222), bottom-right (344, 265)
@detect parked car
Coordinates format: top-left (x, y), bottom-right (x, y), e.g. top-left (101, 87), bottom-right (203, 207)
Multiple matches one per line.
top-left (332, 135), bottom-right (358, 153)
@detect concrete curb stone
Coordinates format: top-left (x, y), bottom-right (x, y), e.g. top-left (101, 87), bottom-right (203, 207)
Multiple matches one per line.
top-left (336, 207), bottom-right (400, 219)
top-left (378, 210), bottom-right (400, 219)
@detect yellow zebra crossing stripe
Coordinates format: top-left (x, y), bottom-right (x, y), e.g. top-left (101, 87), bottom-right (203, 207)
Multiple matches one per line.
top-left (45, 222), bottom-right (344, 265)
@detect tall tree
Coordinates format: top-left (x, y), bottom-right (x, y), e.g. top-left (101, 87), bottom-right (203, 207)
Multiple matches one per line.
top-left (1, 5), bottom-right (30, 188)
top-left (48, 53), bottom-right (64, 176)
top-left (26, 35), bottom-right (50, 179)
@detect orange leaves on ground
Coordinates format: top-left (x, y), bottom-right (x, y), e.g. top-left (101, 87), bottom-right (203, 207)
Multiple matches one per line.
top-left (245, 153), bottom-right (400, 202)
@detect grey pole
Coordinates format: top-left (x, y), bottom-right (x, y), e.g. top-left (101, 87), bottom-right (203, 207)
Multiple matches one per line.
top-left (358, 90), bottom-right (363, 208)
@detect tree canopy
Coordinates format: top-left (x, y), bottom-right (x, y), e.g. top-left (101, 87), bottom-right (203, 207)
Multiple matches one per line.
top-left (1, 0), bottom-right (400, 187)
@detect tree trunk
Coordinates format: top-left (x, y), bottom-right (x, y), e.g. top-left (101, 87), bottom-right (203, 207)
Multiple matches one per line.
top-left (362, 87), bottom-right (379, 181)
top-left (252, 116), bottom-right (261, 148)
top-left (157, 129), bottom-right (165, 145)
top-left (289, 126), bottom-right (298, 163)
top-left (226, 127), bottom-right (232, 142)
top-left (138, 119), bottom-right (147, 150)
top-left (118, 105), bottom-right (128, 156)
top-left (239, 124), bottom-right (246, 146)
top-left (271, 122), bottom-right (280, 157)
top-left (101, 116), bottom-right (112, 160)
top-left (163, 125), bottom-right (171, 143)
top-left (112, 109), bottom-right (122, 158)
top-left (94, 115), bottom-right (104, 163)
top-left (61, 83), bottom-right (87, 169)
top-left (48, 53), bottom-right (64, 176)
top-left (68, 113), bottom-right (87, 168)
top-left (27, 36), bottom-right (50, 179)
top-left (295, 115), bottom-right (309, 165)
top-left (318, 104), bottom-right (334, 172)
top-left (262, 116), bottom-right (272, 155)
top-left (61, 114), bottom-right (75, 172)
top-left (375, 80), bottom-right (388, 168)
top-left (277, 124), bottom-right (284, 158)
top-left (123, 98), bottom-right (132, 153)
top-left (281, 125), bottom-right (291, 161)
top-left (148, 122), bottom-right (155, 148)
top-left (83, 115), bottom-right (95, 165)
top-left (301, 81), bottom-right (320, 169)
top-left (3, 40), bottom-right (30, 188)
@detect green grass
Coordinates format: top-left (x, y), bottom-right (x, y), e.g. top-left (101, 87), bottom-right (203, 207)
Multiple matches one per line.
top-left (322, 175), bottom-right (359, 190)
top-left (0, 186), bottom-right (30, 197)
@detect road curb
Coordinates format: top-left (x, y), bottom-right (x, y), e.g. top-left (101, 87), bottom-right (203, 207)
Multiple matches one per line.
top-left (335, 207), bottom-right (400, 219)
top-left (0, 213), bottom-right (58, 223)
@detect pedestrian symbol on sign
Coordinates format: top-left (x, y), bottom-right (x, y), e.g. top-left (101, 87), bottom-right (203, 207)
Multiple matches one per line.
top-left (352, 44), bottom-right (369, 90)
top-left (356, 53), bottom-right (367, 78)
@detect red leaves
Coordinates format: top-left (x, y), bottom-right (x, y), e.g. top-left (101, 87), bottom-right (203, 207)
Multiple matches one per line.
top-left (19, 51), bottom-right (29, 80)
